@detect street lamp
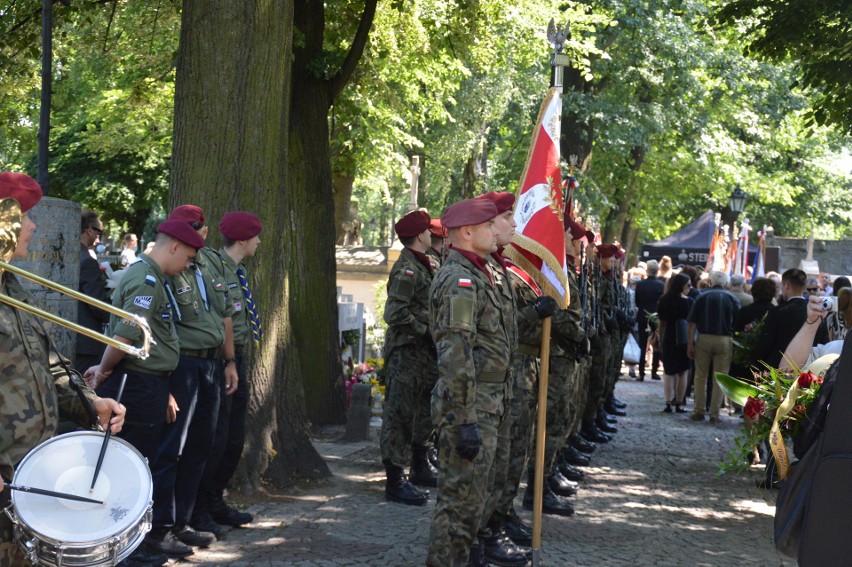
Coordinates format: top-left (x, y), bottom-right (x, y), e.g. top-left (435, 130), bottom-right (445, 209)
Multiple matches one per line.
top-left (729, 185), bottom-right (747, 216)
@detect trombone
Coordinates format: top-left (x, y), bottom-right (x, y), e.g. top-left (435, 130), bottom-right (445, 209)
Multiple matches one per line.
top-left (0, 198), bottom-right (152, 359)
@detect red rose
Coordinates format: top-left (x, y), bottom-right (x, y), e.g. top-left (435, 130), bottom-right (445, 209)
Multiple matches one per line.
top-left (798, 371), bottom-right (817, 389)
top-left (744, 396), bottom-right (766, 420)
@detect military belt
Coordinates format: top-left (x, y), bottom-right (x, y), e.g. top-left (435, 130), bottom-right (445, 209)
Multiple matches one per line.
top-left (180, 347), bottom-right (222, 360)
top-left (478, 370), bottom-right (508, 383)
top-left (516, 344), bottom-right (540, 358)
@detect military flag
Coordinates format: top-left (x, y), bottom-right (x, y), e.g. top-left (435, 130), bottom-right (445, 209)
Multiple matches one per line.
top-left (505, 86), bottom-right (569, 307)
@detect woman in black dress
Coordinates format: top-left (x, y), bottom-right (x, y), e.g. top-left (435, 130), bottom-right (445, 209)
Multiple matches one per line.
top-left (657, 273), bottom-right (694, 413)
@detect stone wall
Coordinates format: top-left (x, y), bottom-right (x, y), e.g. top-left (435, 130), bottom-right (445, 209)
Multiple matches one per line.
top-left (769, 236), bottom-right (852, 276)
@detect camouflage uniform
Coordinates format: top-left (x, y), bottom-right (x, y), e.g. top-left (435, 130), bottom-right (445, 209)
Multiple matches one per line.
top-left (493, 266), bottom-right (542, 523)
top-left (585, 267), bottom-right (613, 420)
top-left (531, 266), bottom-right (584, 476)
top-left (605, 273), bottom-right (627, 400)
top-left (426, 249), bottom-right (514, 567)
top-left (566, 260), bottom-right (591, 437)
top-left (1, 273), bottom-right (100, 566)
top-left (478, 253), bottom-right (517, 537)
top-left (380, 247), bottom-right (438, 469)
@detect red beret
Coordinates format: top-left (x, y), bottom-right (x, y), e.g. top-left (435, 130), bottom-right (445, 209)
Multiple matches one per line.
top-left (564, 217), bottom-right (587, 241)
top-left (476, 192), bottom-right (515, 214)
top-left (441, 199), bottom-right (498, 229)
top-left (168, 205), bottom-right (205, 228)
top-left (157, 219), bottom-right (205, 249)
top-left (597, 243), bottom-right (619, 259)
top-left (394, 210), bottom-right (431, 238)
top-left (220, 211), bottom-right (262, 241)
top-left (585, 230), bottom-right (596, 242)
top-left (615, 248), bottom-right (625, 259)
top-left (429, 217), bottom-right (446, 238)
top-left (0, 172), bottom-right (42, 213)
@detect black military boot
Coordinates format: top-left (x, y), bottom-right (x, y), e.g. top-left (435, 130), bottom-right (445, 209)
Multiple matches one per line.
top-left (503, 513), bottom-right (532, 547)
top-left (571, 434), bottom-right (596, 454)
top-left (210, 490), bottom-right (253, 527)
top-left (189, 511), bottom-right (228, 539)
top-left (523, 476), bottom-right (574, 517)
top-left (467, 539), bottom-right (489, 567)
top-left (409, 445), bottom-right (439, 488)
top-left (561, 444), bottom-right (591, 467)
top-left (385, 464), bottom-right (429, 506)
top-left (605, 396), bottom-right (627, 416)
top-left (581, 418), bottom-right (611, 443)
top-left (557, 458), bottom-right (586, 481)
top-left (483, 530), bottom-right (530, 567)
top-left (596, 413), bottom-right (618, 434)
top-left (547, 469), bottom-right (578, 497)
top-left (612, 396), bottom-right (627, 409)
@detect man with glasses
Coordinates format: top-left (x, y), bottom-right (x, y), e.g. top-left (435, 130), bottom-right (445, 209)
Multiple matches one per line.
top-left (805, 277), bottom-right (821, 297)
top-left (76, 210), bottom-right (111, 372)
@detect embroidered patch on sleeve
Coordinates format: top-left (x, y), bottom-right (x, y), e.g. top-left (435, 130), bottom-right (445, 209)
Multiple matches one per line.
top-left (457, 278), bottom-right (472, 288)
top-left (144, 275), bottom-right (156, 286)
top-left (133, 296), bottom-right (153, 309)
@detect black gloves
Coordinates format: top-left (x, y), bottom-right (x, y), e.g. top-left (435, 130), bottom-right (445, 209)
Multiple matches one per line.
top-left (533, 296), bottom-right (557, 319)
top-left (455, 423), bottom-right (482, 460)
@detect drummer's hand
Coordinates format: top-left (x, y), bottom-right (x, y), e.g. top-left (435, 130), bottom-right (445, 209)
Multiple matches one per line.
top-left (93, 397), bottom-right (125, 434)
top-left (224, 363), bottom-right (239, 396)
top-left (84, 365), bottom-right (112, 390)
top-left (166, 394), bottom-right (179, 424)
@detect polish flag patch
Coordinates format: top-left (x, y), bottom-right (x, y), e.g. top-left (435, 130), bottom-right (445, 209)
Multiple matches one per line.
top-left (405, 269), bottom-right (414, 276)
top-left (458, 278), bottom-right (472, 287)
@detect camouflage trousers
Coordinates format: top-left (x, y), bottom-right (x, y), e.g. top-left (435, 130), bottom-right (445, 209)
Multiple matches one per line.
top-left (605, 330), bottom-right (628, 399)
top-left (568, 356), bottom-right (591, 436)
top-left (530, 356), bottom-right (575, 475)
top-left (427, 410), bottom-right (502, 567)
top-left (380, 345), bottom-right (439, 468)
top-left (494, 355), bottom-right (538, 522)
top-left (585, 338), bottom-right (609, 419)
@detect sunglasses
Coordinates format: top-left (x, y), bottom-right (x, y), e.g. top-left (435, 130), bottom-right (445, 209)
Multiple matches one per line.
top-left (806, 287), bottom-right (819, 292)
top-left (89, 226), bottom-right (103, 236)
top-left (191, 221), bottom-right (204, 230)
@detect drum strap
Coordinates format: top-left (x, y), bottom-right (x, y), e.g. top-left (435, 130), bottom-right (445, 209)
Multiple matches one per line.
top-left (34, 318), bottom-right (100, 430)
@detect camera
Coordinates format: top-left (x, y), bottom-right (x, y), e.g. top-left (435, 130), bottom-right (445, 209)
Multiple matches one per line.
top-left (821, 297), bottom-right (834, 312)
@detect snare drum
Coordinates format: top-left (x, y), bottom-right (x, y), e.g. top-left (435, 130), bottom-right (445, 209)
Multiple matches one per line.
top-left (5, 431), bottom-right (152, 566)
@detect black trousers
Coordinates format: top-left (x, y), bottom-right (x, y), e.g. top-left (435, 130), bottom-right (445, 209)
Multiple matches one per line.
top-left (638, 318), bottom-right (660, 377)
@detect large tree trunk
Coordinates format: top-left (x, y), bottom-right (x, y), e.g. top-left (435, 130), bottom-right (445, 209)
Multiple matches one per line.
top-left (561, 66), bottom-right (594, 174)
top-left (603, 144), bottom-right (645, 244)
top-left (170, 0), bottom-right (330, 489)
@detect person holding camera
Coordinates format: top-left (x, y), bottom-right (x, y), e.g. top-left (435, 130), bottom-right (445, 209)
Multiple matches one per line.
top-left (780, 294), bottom-right (848, 372)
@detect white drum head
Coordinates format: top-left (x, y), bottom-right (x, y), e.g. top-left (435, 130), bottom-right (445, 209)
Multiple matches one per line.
top-left (12, 431), bottom-right (152, 544)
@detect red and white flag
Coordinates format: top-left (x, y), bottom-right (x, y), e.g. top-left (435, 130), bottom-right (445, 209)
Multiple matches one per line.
top-left (505, 86), bottom-right (568, 307)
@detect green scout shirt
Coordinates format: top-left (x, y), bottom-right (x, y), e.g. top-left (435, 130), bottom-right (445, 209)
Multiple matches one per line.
top-left (168, 251), bottom-right (227, 350)
top-left (430, 250), bottom-right (514, 427)
top-left (1, 273), bottom-right (99, 480)
top-left (383, 247), bottom-right (436, 359)
top-left (196, 247), bottom-right (237, 321)
top-left (111, 254), bottom-right (180, 374)
top-left (202, 247), bottom-right (249, 348)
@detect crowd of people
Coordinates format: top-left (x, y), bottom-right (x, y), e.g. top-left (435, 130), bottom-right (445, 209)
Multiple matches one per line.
top-left (0, 173), bottom-right (263, 567)
top-left (623, 254), bottom-right (848, 430)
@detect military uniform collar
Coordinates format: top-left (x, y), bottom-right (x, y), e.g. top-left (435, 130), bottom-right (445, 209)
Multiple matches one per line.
top-left (138, 252), bottom-right (167, 281)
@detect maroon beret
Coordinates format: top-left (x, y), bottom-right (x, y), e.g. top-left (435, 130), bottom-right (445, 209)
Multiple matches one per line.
top-left (476, 191), bottom-right (515, 215)
top-left (585, 230), bottom-right (596, 242)
top-left (168, 204), bottom-right (205, 228)
top-left (441, 199), bottom-right (498, 229)
top-left (429, 217), bottom-right (447, 238)
top-left (615, 248), bottom-right (625, 260)
top-left (157, 219), bottom-right (205, 250)
top-left (0, 172), bottom-right (42, 213)
top-left (597, 243), bottom-right (619, 259)
top-left (394, 210), bottom-right (431, 238)
top-left (220, 211), bottom-right (262, 241)
top-left (564, 217), bottom-right (587, 241)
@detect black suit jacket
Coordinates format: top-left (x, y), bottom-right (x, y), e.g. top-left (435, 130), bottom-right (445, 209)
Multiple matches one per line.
top-left (754, 297), bottom-right (829, 368)
top-left (635, 277), bottom-right (665, 323)
top-left (76, 243), bottom-right (111, 357)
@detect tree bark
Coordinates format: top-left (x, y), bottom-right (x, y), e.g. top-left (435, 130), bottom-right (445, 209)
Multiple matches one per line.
top-left (603, 144), bottom-right (645, 244)
top-left (170, 0), bottom-right (329, 488)
top-left (290, 0), bottom-right (377, 425)
top-left (561, 66), bottom-right (594, 174)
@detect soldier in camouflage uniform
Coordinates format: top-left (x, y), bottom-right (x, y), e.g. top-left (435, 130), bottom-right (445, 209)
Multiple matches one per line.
top-left (426, 198), bottom-right (512, 567)
top-left (0, 173), bottom-right (125, 567)
top-left (380, 209), bottom-right (439, 505)
top-left (589, 244), bottom-right (621, 436)
top-left (476, 191), bottom-right (550, 566)
top-left (426, 217), bottom-right (446, 267)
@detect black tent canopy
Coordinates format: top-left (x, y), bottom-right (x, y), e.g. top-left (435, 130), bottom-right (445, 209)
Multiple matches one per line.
top-left (641, 210), bottom-right (717, 265)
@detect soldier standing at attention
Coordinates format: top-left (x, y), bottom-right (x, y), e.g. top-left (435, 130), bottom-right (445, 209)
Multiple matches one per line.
top-left (426, 198), bottom-right (510, 567)
top-left (427, 217), bottom-right (446, 266)
top-left (0, 173), bottom-right (126, 567)
top-left (476, 191), bottom-right (551, 566)
top-left (380, 209), bottom-right (439, 504)
top-left (191, 212), bottom-right (262, 535)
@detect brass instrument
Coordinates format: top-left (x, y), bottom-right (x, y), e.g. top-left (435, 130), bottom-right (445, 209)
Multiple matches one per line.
top-left (0, 198), bottom-right (152, 359)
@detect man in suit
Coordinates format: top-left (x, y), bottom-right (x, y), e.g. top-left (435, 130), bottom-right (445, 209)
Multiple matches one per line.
top-left (76, 210), bottom-right (111, 373)
top-left (634, 260), bottom-right (665, 380)
top-left (754, 268), bottom-right (829, 369)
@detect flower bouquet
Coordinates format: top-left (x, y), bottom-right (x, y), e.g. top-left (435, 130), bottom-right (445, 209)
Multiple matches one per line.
top-left (715, 354), bottom-right (837, 478)
top-left (344, 360), bottom-right (385, 409)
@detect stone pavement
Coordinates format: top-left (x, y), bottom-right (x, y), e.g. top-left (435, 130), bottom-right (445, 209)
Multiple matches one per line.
top-left (185, 376), bottom-right (795, 566)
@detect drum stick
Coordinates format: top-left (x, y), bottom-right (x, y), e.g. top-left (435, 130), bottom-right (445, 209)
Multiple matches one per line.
top-left (8, 484), bottom-right (104, 505)
top-left (90, 373), bottom-right (128, 491)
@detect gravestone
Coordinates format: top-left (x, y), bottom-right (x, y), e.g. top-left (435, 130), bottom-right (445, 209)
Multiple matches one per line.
top-left (344, 383), bottom-right (373, 442)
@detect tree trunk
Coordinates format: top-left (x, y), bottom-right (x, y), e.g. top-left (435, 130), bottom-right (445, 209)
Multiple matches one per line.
top-left (332, 157), bottom-right (357, 245)
top-left (603, 144), bottom-right (645, 244)
top-left (170, 0), bottom-right (330, 489)
top-left (561, 66), bottom-right (594, 174)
